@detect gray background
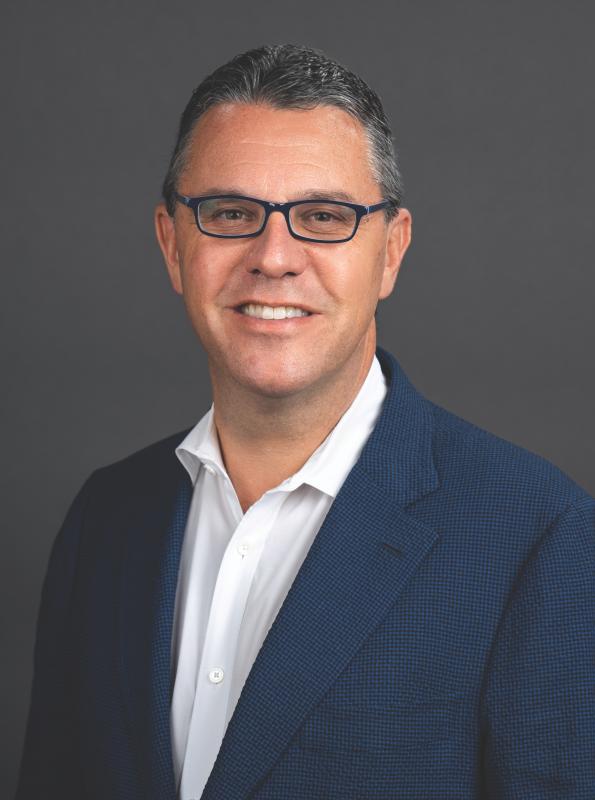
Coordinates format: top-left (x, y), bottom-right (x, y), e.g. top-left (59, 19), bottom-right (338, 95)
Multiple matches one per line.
top-left (4, 0), bottom-right (594, 793)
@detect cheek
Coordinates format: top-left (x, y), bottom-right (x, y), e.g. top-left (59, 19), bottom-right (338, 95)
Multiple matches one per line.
top-left (331, 249), bottom-right (385, 314)
top-left (179, 245), bottom-right (226, 304)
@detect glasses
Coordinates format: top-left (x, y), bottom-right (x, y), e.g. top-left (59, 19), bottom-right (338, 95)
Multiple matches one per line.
top-left (174, 193), bottom-right (397, 244)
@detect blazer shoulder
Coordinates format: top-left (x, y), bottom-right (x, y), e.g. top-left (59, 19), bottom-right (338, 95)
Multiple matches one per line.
top-left (87, 426), bottom-right (193, 499)
top-left (426, 399), bottom-right (592, 519)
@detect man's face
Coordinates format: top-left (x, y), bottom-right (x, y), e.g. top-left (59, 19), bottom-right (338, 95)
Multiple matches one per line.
top-left (155, 103), bottom-right (411, 400)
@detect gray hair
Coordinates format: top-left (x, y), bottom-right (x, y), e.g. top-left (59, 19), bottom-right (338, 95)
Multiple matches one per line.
top-left (161, 44), bottom-right (403, 220)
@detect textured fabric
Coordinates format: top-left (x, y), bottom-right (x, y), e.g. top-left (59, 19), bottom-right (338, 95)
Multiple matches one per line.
top-left (16, 347), bottom-right (595, 800)
top-left (171, 355), bottom-right (386, 799)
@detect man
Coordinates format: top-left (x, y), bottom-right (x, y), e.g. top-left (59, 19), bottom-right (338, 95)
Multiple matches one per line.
top-left (17, 44), bottom-right (594, 799)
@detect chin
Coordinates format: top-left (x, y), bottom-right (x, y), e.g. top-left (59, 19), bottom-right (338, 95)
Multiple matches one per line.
top-left (242, 372), bottom-right (312, 399)
top-left (233, 359), bottom-right (318, 399)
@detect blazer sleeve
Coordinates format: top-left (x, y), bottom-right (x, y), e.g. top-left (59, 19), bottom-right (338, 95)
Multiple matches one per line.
top-left (15, 476), bottom-right (94, 800)
top-left (480, 496), bottom-right (595, 798)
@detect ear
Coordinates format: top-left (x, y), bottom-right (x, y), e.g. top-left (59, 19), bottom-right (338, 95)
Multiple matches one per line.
top-left (378, 208), bottom-right (412, 300)
top-left (154, 203), bottom-right (183, 295)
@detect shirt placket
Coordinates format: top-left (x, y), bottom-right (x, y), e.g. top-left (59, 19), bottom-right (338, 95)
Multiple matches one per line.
top-left (178, 488), bottom-right (285, 800)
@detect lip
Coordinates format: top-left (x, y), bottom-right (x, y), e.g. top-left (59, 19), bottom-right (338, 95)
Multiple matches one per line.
top-left (227, 305), bottom-right (317, 331)
top-left (229, 309), bottom-right (315, 324)
top-left (230, 300), bottom-right (318, 315)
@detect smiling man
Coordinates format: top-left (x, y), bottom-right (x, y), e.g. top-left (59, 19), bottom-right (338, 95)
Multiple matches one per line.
top-left (155, 100), bottom-right (409, 514)
top-left (17, 44), bottom-right (595, 800)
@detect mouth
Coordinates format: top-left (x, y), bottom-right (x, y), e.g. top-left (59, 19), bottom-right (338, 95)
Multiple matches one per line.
top-left (235, 303), bottom-right (313, 320)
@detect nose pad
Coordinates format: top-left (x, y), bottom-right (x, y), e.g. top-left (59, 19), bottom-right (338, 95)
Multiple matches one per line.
top-left (263, 208), bottom-right (293, 237)
top-left (247, 209), bottom-right (305, 278)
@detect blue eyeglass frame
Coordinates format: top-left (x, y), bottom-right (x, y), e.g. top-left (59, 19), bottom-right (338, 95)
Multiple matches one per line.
top-left (174, 192), bottom-right (397, 243)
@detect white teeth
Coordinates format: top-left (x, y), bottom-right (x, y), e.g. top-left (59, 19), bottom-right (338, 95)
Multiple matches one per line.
top-left (239, 304), bottom-right (311, 319)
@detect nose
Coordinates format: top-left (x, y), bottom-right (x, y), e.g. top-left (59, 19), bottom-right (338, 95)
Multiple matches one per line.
top-left (245, 209), bottom-right (307, 278)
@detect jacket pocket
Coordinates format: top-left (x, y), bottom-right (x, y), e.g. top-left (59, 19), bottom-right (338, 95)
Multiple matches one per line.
top-left (298, 698), bottom-right (461, 752)
top-left (295, 698), bottom-right (474, 799)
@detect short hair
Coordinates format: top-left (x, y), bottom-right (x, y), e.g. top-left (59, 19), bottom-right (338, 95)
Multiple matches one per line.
top-left (161, 44), bottom-right (403, 220)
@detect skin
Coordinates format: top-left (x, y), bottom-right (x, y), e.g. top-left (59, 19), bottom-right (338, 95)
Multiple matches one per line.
top-left (155, 102), bottom-right (411, 510)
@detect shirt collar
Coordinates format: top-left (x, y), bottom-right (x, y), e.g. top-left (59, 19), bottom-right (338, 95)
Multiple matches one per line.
top-left (176, 355), bottom-right (387, 499)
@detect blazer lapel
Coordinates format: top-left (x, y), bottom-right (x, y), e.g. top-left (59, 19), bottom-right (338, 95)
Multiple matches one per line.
top-left (118, 444), bottom-right (192, 800)
top-left (202, 348), bottom-right (441, 800)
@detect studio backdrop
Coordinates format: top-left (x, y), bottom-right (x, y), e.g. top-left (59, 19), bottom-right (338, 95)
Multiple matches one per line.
top-left (3, 1), bottom-right (594, 796)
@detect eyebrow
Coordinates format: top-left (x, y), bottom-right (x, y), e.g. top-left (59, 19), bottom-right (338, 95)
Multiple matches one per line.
top-left (297, 189), bottom-right (361, 204)
top-left (189, 187), bottom-right (362, 204)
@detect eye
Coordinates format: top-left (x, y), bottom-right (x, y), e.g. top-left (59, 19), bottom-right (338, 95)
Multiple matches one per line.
top-left (292, 202), bottom-right (356, 238)
top-left (308, 210), bottom-right (340, 223)
top-left (298, 205), bottom-right (351, 224)
top-left (215, 207), bottom-right (251, 221)
top-left (198, 198), bottom-right (264, 234)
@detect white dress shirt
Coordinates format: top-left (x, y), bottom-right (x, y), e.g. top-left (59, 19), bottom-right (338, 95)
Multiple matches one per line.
top-left (171, 356), bottom-right (387, 800)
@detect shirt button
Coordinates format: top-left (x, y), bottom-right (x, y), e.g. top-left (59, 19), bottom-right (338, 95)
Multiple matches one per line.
top-left (204, 464), bottom-right (215, 475)
top-left (208, 667), bottom-right (224, 684)
top-left (237, 542), bottom-right (251, 557)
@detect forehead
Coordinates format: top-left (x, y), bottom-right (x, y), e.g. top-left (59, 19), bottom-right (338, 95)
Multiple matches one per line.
top-left (180, 102), bottom-right (379, 198)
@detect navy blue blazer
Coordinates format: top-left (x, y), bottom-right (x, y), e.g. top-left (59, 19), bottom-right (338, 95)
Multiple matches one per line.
top-left (17, 348), bottom-right (595, 799)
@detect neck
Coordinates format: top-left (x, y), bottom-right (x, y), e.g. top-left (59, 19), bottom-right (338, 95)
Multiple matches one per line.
top-left (211, 340), bottom-right (376, 512)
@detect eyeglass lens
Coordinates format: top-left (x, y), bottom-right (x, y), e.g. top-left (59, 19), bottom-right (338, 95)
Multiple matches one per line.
top-left (197, 197), bottom-right (358, 240)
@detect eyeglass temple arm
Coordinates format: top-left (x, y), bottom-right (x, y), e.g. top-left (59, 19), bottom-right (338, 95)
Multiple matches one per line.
top-left (365, 200), bottom-right (399, 214)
